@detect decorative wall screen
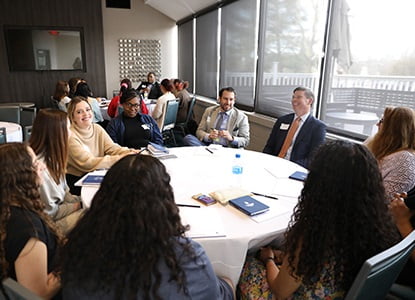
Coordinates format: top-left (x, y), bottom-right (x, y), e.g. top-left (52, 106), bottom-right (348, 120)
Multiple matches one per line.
top-left (118, 39), bottom-right (161, 82)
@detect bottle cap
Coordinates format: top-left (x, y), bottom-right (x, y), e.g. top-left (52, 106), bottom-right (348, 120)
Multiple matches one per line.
top-left (235, 153), bottom-right (241, 158)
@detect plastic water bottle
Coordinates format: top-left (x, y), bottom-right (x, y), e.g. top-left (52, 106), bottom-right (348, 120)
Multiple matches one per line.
top-left (232, 154), bottom-right (243, 187)
top-left (232, 153), bottom-right (243, 175)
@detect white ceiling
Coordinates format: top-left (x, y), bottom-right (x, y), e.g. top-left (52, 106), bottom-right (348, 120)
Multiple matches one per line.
top-left (144, 0), bottom-right (219, 21)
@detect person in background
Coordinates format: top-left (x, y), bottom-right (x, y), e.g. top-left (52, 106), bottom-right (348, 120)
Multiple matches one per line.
top-left (238, 140), bottom-right (399, 299)
top-left (0, 143), bottom-right (63, 299)
top-left (51, 80), bottom-right (71, 112)
top-left (68, 77), bottom-right (82, 99)
top-left (108, 78), bottom-right (148, 118)
top-left (29, 109), bottom-right (84, 235)
top-left (66, 97), bottom-right (137, 195)
top-left (366, 106), bottom-right (415, 201)
top-left (73, 82), bottom-right (105, 125)
top-left (152, 78), bottom-right (176, 130)
top-left (173, 78), bottom-right (192, 123)
top-left (61, 154), bottom-right (234, 299)
top-left (107, 88), bottom-right (163, 148)
top-left (183, 87), bottom-right (250, 148)
top-left (263, 86), bottom-right (326, 168)
top-left (136, 72), bottom-right (163, 100)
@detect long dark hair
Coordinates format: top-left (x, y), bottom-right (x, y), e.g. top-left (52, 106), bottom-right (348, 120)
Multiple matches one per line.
top-left (61, 155), bottom-right (193, 299)
top-left (0, 143), bottom-right (63, 279)
top-left (284, 140), bottom-right (399, 291)
top-left (29, 109), bottom-right (69, 184)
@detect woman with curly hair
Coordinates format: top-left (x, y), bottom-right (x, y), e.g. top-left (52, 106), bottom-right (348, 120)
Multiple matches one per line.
top-left (29, 109), bottom-right (83, 234)
top-left (366, 106), bottom-right (415, 201)
top-left (238, 140), bottom-right (400, 299)
top-left (0, 143), bottom-right (64, 299)
top-left (61, 154), bottom-right (234, 299)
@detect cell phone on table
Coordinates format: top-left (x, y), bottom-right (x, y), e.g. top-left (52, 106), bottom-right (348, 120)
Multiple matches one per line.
top-left (192, 193), bottom-right (217, 206)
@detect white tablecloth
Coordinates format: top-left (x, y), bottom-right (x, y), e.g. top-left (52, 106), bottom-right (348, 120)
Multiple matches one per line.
top-left (81, 146), bottom-right (306, 285)
top-left (0, 121), bottom-right (22, 142)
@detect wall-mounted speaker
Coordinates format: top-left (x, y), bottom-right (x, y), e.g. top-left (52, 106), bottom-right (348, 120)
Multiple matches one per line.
top-left (106, 0), bottom-right (131, 9)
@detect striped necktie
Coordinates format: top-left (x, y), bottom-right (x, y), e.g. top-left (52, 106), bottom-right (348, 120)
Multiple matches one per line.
top-left (278, 117), bottom-right (301, 158)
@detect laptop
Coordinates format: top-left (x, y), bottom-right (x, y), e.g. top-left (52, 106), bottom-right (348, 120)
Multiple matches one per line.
top-left (229, 195), bottom-right (270, 216)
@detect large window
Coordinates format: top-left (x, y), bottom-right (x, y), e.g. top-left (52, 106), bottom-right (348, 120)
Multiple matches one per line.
top-left (195, 10), bottom-right (219, 98)
top-left (178, 20), bottom-right (194, 92)
top-left (256, 0), bottom-right (327, 116)
top-left (321, 0), bottom-right (415, 139)
top-left (178, 0), bottom-right (415, 140)
top-left (220, 0), bottom-right (258, 109)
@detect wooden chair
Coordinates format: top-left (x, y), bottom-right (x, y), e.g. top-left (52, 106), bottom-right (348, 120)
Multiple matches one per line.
top-left (175, 96), bottom-right (196, 136)
top-left (345, 230), bottom-right (415, 300)
top-left (161, 99), bottom-right (179, 146)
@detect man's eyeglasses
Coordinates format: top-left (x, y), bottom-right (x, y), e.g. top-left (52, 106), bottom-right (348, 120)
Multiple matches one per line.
top-left (125, 102), bottom-right (140, 109)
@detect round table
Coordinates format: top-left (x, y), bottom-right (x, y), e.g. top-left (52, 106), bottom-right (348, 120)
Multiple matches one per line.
top-left (81, 146), bottom-right (306, 286)
top-left (0, 121), bottom-right (23, 142)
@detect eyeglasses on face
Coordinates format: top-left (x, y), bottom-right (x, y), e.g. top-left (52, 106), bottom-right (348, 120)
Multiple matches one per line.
top-left (124, 102), bottom-right (140, 109)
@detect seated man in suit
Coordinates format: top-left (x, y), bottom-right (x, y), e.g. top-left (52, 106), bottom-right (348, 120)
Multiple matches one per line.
top-left (136, 72), bottom-right (163, 100)
top-left (183, 87), bottom-right (250, 148)
top-left (263, 86), bottom-right (326, 168)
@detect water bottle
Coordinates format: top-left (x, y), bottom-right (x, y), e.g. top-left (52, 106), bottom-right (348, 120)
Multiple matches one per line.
top-left (232, 153), bottom-right (243, 175)
top-left (232, 154), bottom-right (243, 187)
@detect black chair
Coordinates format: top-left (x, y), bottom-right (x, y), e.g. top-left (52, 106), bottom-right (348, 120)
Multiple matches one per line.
top-left (345, 230), bottom-right (415, 300)
top-left (23, 125), bottom-right (32, 142)
top-left (0, 106), bottom-right (20, 124)
top-left (161, 99), bottom-right (179, 146)
top-left (0, 127), bottom-right (7, 144)
top-left (175, 96), bottom-right (196, 136)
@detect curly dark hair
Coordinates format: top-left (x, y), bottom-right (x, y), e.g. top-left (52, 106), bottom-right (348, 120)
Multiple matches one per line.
top-left (61, 154), bottom-right (194, 299)
top-left (283, 140), bottom-right (400, 291)
top-left (0, 143), bottom-right (63, 280)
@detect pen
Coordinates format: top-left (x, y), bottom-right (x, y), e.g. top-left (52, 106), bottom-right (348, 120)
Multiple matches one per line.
top-left (252, 192), bottom-right (279, 200)
top-left (177, 204), bottom-right (201, 208)
top-left (205, 148), bottom-right (214, 154)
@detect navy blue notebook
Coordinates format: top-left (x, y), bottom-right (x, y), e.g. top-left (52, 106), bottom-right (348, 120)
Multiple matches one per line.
top-left (82, 175), bottom-right (104, 185)
top-left (289, 171), bottom-right (307, 182)
top-left (229, 196), bottom-right (270, 216)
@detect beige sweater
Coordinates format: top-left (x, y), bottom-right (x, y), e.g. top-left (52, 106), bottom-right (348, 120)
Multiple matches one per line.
top-left (67, 123), bottom-right (132, 176)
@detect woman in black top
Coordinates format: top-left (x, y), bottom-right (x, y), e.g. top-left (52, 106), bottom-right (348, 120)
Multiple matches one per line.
top-left (107, 88), bottom-right (163, 148)
top-left (0, 143), bottom-right (63, 299)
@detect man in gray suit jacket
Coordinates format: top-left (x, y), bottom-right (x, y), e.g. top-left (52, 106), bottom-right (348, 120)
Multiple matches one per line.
top-left (183, 87), bottom-right (250, 148)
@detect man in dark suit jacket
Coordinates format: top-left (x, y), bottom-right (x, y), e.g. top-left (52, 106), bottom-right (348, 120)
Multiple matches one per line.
top-left (263, 86), bottom-right (326, 168)
top-left (136, 72), bottom-right (163, 99)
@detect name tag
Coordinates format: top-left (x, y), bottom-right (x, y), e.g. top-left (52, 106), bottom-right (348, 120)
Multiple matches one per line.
top-left (142, 124), bottom-right (149, 130)
top-left (280, 123), bottom-right (290, 130)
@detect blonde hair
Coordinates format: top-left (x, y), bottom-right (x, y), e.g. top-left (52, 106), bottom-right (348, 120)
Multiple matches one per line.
top-left (67, 96), bottom-right (91, 124)
top-left (367, 106), bottom-right (415, 160)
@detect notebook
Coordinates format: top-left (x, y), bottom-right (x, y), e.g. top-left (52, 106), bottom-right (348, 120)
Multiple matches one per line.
top-left (82, 175), bottom-right (104, 185)
top-left (147, 142), bottom-right (169, 156)
top-left (289, 171), bottom-right (307, 182)
top-left (229, 195), bottom-right (270, 216)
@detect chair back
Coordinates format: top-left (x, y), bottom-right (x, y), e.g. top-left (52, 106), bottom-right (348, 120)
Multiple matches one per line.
top-left (183, 96), bottom-right (196, 125)
top-left (0, 127), bottom-right (7, 144)
top-left (2, 278), bottom-right (42, 299)
top-left (20, 107), bottom-right (37, 127)
top-left (345, 230), bottom-right (415, 300)
top-left (162, 99), bottom-right (179, 131)
top-left (0, 106), bottom-right (20, 124)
